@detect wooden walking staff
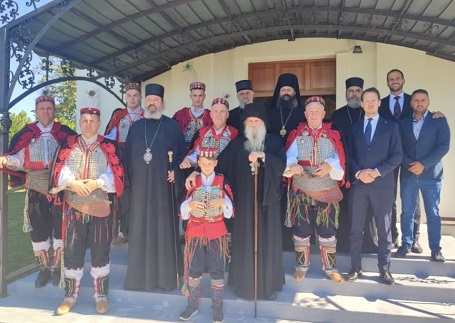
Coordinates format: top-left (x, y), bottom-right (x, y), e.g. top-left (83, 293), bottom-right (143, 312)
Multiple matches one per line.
top-left (168, 151), bottom-right (180, 289)
top-left (253, 160), bottom-right (259, 318)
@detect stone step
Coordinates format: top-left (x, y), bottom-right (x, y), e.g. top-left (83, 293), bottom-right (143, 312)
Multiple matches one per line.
top-left (5, 228), bottom-right (455, 323)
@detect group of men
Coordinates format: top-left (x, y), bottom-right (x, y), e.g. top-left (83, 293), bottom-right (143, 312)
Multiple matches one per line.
top-left (0, 67), bottom-right (450, 320)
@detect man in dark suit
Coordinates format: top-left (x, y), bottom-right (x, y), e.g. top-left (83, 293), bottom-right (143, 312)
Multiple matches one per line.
top-left (346, 87), bottom-right (402, 285)
top-left (395, 89), bottom-right (450, 262)
top-left (379, 69), bottom-right (424, 253)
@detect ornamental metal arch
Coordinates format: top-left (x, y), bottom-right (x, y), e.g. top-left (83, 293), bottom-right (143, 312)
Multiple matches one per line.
top-left (2, 0), bottom-right (455, 296)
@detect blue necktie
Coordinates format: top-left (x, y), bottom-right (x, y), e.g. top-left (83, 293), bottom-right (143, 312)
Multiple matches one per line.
top-left (365, 118), bottom-right (372, 144)
top-left (393, 96), bottom-right (401, 119)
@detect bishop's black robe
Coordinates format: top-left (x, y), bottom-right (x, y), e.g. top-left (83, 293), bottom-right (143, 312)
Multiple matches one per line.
top-left (331, 105), bottom-right (378, 253)
top-left (217, 133), bottom-right (286, 300)
top-left (123, 116), bottom-right (186, 290)
top-left (267, 105), bottom-right (306, 146)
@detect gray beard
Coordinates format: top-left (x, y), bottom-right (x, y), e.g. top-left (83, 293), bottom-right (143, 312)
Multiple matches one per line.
top-left (347, 98), bottom-right (361, 109)
top-left (239, 98), bottom-right (252, 109)
top-left (143, 109), bottom-right (163, 120)
top-left (244, 124), bottom-right (266, 152)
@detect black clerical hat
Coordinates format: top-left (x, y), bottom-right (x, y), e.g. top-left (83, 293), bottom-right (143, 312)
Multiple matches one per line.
top-left (241, 102), bottom-right (268, 126)
top-left (345, 77), bottom-right (364, 89)
top-left (235, 80), bottom-right (252, 92)
top-left (145, 83), bottom-right (165, 98)
top-left (269, 73), bottom-right (301, 109)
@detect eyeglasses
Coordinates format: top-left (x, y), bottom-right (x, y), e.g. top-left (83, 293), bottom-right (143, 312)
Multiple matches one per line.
top-left (347, 89), bottom-right (362, 95)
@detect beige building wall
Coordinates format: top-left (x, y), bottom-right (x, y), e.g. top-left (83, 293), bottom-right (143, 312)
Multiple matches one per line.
top-left (78, 38), bottom-right (455, 219)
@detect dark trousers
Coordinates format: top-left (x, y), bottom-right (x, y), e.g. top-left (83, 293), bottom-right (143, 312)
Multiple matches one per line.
top-left (64, 209), bottom-right (112, 270)
top-left (349, 185), bottom-right (394, 272)
top-left (188, 238), bottom-right (225, 281)
top-left (293, 202), bottom-right (337, 239)
top-left (28, 190), bottom-right (62, 242)
top-left (336, 186), bottom-right (379, 253)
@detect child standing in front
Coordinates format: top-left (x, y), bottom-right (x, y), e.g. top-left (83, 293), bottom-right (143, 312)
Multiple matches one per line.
top-left (179, 150), bottom-right (234, 323)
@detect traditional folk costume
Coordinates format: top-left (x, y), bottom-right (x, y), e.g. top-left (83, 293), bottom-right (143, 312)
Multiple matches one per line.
top-left (173, 82), bottom-right (212, 148)
top-left (104, 83), bottom-right (144, 150)
top-left (104, 83), bottom-right (143, 242)
top-left (2, 95), bottom-right (75, 288)
top-left (185, 101), bottom-right (238, 164)
top-left (179, 168), bottom-right (234, 322)
top-left (284, 96), bottom-right (346, 283)
top-left (51, 108), bottom-right (124, 314)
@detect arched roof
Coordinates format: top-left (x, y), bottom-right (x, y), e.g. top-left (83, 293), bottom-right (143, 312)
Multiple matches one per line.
top-left (4, 0), bottom-right (455, 86)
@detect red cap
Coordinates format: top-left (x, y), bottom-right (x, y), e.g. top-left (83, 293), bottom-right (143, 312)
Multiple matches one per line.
top-left (211, 97), bottom-right (229, 109)
top-left (35, 95), bottom-right (55, 106)
top-left (305, 96), bottom-right (325, 108)
top-left (125, 82), bottom-right (141, 92)
top-left (190, 82), bottom-right (206, 91)
top-left (80, 107), bottom-right (101, 116)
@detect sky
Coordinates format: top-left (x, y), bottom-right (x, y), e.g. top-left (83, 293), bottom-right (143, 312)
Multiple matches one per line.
top-left (8, 0), bottom-right (53, 117)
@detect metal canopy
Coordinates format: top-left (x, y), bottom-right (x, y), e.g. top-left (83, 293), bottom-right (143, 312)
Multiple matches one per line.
top-left (5, 0), bottom-right (455, 85)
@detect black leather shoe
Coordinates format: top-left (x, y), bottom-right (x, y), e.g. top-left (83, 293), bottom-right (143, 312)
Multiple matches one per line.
top-left (35, 268), bottom-right (51, 288)
top-left (394, 245), bottom-right (410, 258)
top-left (431, 251), bottom-right (445, 262)
top-left (345, 268), bottom-right (362, 282)
top-left (411, 241), bottom-right (423, 254)
top-left (379, 271), bottom-right (395, 285)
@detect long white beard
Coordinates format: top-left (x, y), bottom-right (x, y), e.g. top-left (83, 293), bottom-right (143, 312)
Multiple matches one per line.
top-left (143, 107), bottom-right (163, 120)
top-left (244, 124), bottom-right (266, 152)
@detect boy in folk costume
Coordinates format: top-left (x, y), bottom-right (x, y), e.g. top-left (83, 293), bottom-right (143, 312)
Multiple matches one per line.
top-left (179, 148), bottom-right (234, 323)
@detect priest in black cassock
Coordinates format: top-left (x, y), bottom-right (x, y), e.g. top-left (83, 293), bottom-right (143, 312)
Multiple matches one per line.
top-left (123, 83), bottom-right (187, 291)
top-left (267, 73), bottom-right (306, 146)
top-left (217, 102), bottom-right (286, 301)
top-left (268, 73), bottom-right (306, 251)
top-left (226, 79), bottom-right (255, 131)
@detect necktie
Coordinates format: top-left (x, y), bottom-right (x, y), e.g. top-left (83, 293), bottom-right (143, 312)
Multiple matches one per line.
top-left (393, 96), bottom-right (401, 119)
top-left (365, 118), bottom-right (372, 144)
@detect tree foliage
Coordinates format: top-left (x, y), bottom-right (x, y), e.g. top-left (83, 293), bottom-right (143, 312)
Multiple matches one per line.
top-left (0, 111), bottom-right (32, 142)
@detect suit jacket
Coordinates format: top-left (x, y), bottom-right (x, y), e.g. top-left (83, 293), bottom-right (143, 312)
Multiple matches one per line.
top-left (399, 112), bottom-right (450, 180)
top-left (348, 116), bottom-right (403, 188)
top-left (379, 93), bottom-right (412, 121)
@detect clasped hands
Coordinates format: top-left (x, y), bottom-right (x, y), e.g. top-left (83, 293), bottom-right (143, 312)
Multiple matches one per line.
top-left (189, 198), bottom-right (225, 212)
top-left (68, 179), bottom-right (99, 196)
top-left (358, 169), bottom-right (380, 184)
top-left (289, 162), bottom-right (332, 177)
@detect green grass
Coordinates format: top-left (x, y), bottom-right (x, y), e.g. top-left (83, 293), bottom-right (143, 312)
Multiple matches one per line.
top-left (7, 190), bottom-right (36, 275)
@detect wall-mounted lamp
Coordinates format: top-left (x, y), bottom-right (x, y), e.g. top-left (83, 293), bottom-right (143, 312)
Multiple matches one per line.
top-left (353, 45), bottom-right (363, 54)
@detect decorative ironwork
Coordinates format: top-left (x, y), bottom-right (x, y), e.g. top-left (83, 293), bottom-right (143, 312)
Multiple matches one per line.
top-left (250, 18), bottom-right (265, 29)
top-left (0, 112), bottom-right (12, 133)
top-left (127, 49), bottom-right (145, 61)
top-left (9, 19), bottom-right (35, 89)
top-left (0, 0), bottom-right (19, 25)
top-left (60, 59), bottom-right (75, 77)
top-left (104, 76), bottom-right (115, 89)
top-left (25, 0), bottom-right (41, 8)
top-left (422, 23), bottom-right (440, 36)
